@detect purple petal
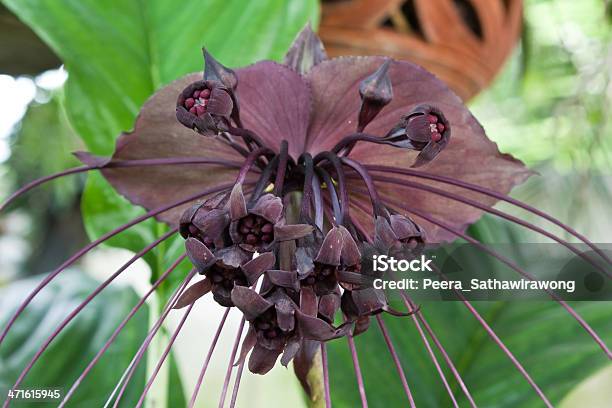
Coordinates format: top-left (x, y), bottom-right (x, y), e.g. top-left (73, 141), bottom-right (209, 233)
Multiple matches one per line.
top-left (235, 61), bottom-right (311, 159)
top-left (206, 85), bottom-right (233, 117)
top-left (250, 194), bottom-right (283, 223)
top-left (193, 208), bottom-right (229, 241)
top-left (374, 216), bottom-right (398, 248)
top-left (274, 224), bottom-right (315, 242)
top-left (229, 183), bottom-right (247, 221)
top-left (230, 286), bottom-right (273, 321)
top-left (216, 245), bottom-right (252, 268)
top-left (173, 278), bottom-right (211, 309)
top-left (315, 227), bottom-right (343, 266)
top-left (248, 344), bottom-right (281, 375)
top-left (85, 74), bottom-right (244, 226)
top-left (242, 252), bottom-right (276, 285)
top-left (305, 56), bottom-right (531, 242)
top-left (300, 287), bottom-right (318, 317)
top-left (275, 298), bottom-right (295, 332)
top-left (296, 247), bottom-right (315, 278)
top-left (295, 310), bottom-right (350, 341)
top-left (203, 49), bottom-right (237, 91)
top-left (318, 293), bottom-right (340, 323)
top-left (235, 326), bottom-right (257, 366)
top-left (185, 237), bottom-right (215, 271)
top-left (339, 226), bottom-right (361, 266)
top-left (358, 59), bottom-right (393, 130)
top-left (337, 271), bottom-right (368, 290)
top-left (280, 337), bottom-right (301, 367)
top-left (266, 270), bottom-right (300, 292)
top-left (283, 24), bottom-right (328, 75)
top-left (351, 288), bottom-right (387, 316)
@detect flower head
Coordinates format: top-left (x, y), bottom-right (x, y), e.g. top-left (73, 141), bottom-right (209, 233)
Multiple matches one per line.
top-left (179, 192), bottom-right (229, 249)
top-left (176, 80), bottom-right (233, 135)
top-left (71, 25), bottom-right (533, 377)
top-left (3, 23), bottom-right (608, 408)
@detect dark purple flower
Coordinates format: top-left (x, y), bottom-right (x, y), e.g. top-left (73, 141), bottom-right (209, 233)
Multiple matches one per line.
top-left (228, 186), bottom-right (283, 251)
top-left (179, 192), bottom-right (229, 249)
top-left (70, 23), bottom-right (536, 379)
top-left (176, 80), bottom-right (233, 135)
top-left (375, 214), bottom-right (426, 258)
top-left (231, 286), bottom-right (348, 374)
top-left (384, 104), bottom-right (451, 167)
top-left (3, 24), bottom-right (609, 408)
top-left (184, 237), bottom-right (275, 307)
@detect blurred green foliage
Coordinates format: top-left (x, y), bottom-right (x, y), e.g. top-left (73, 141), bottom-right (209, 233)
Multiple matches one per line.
top-left (0, 270), bottom-right (187, 408)
top-left (4, 93), bottom-right (87, 276)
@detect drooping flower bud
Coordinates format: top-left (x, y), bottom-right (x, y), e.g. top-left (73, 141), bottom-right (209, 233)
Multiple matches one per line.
top-left (179, 193), bottom-right (229, 249)
top-left (385, 104), bottom-right (450, 167)
top-left (297, 226), bottom-right (363, 297)
top-left (231, 286), bottom-right (348, 374)
top-left (203, 49), bottom-right (241, 125)
top-left (283, 24), bottom-right (328, 75)
top-left (357, 59), bottom-right (393, 132)
top-left (176, 80), bottom-right (233, 135)
top-left (374, 215), bottom-right (426, 257)
top-left (389, 214), bottom-right (426, 247)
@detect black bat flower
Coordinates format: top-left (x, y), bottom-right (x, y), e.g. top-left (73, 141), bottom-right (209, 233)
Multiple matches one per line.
top-left (1, 24), bottom-right (610, 408)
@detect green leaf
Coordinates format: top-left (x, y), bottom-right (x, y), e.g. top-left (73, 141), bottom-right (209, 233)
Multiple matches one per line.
top-left (327, 218), bottom-right (612, 407)
top-left (2, 0), bottom-right (319, 279)
top-left (0, 271), bottom-right (156, 407)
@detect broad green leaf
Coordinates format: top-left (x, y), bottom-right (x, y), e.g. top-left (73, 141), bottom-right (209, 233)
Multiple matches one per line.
top-left (327, 217), bottom-right (612, 407)
top-left (0, 270), bottom-right (172, 407)
top-left (3, 0), bottom-right (319, 280)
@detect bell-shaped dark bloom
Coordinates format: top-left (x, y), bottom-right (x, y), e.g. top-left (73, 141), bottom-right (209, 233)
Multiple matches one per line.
top-left (385, 104), bottom-right (451, 167)
top-left (185, 237), bottom-right (275, 307)
top-left (375, 214), bottom-right (426, 259)
top-left (8, 24), bottom-right (595, 408)
top-left (231, 286), bottom-right (349, 374)
top-left (179, 193), bottom-right (229, 249)
top-left (296, 226), bottom-right (362, 297)
top-left (229, 185), bottom-right (281, 251)
top-left (357, 59), bottom-right (393, 132)
top-left (176, 79), bottom-right (233, 135)
top-left (228, 184), bottom-right (312, 252)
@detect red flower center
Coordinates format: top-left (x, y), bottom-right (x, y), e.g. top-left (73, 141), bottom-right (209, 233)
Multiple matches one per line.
top-left (184, 88), bottom-right (211, 117)
top-left (426, 113), bottom-right (444, 142)
top-left (237, 214), bottom-right (274, 246)
top-left (209, 265), bottom-right (248, 289)
top-left (254, 308), bottom-right (283, 340)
